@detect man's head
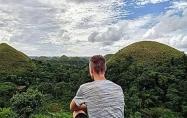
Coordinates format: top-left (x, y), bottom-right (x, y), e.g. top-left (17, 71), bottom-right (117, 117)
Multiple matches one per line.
top-left (89, 55), bottom-right (106, 79)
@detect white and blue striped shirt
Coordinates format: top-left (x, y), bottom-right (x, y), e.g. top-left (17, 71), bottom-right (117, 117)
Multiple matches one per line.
top-left (74, 80), bottom-right (125, 118)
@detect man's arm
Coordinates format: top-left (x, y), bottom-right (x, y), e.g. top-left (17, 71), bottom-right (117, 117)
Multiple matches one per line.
top-left (70, 99), bottom-right (87, 111)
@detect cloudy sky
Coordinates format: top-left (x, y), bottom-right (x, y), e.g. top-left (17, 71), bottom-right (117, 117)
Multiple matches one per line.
top-left (0, 0), bottom-right (187, 56)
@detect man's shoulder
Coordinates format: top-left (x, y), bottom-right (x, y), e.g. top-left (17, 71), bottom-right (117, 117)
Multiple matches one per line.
top-left (106, 80), bottom-right (122, 88)
top-left (79, 81), bottom-right (95, 88)
top-left (79, 80), bottom-right (122, 90)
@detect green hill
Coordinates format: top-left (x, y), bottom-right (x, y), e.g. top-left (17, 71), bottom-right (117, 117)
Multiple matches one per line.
top-left (104, 54), bottom-right (113, 61)
top-left (35, 56), bottom-right (50, 61)
top-left (0, 43), bottom-right (35, 73)
top-left (69, 57), bottom-right (83, 61)
top-left (58, 55), bottom-right (69, 61)
top-left (108, 41), bottom-right (184, 65)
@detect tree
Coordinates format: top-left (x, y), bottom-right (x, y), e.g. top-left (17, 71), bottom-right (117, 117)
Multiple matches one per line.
top-left (0, 82), bottom-right (17, 107)
top-left (159, 109), bottom-right (176, 118)
top-left (54, 82), bottom-right (69, 98)
top-left (0, 108), bottom-right (18, 118)
top-left (37, 82), bottom-right (53, 94)
top-left (10, 89), bottom-right (43, 117)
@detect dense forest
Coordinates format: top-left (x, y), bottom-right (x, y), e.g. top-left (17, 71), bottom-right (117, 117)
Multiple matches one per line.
top-left (0, 57), bottom-right (89, 118)
top-left (0, 41), bottom-right (187, 118)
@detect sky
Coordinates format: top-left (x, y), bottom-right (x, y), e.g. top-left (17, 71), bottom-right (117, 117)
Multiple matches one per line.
top-left (0, 0), bottom-right (187, 56)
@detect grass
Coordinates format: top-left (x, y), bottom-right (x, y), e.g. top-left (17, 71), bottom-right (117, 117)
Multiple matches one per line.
top-left (108, 41), bottom-right (185, 65)
top-left (0, 43), bottom-right (36, 73)
top-left (104, 54), bottom-right (113, 61)
top-left (29, 112), bottom-right (72, 118)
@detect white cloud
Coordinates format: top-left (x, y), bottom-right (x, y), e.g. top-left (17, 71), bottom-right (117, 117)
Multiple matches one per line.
top-left (152, 33), bottom-right (187, 54)
top-left (170, 35), bottom-right (187, 48)
top-left (168, 1), bottom-right (187, 10)
top-left (67, 0), bottom-right (107, 3)
top-left (0, 3), bottom-right (21, 43)
top-left (142, 8), bottom-right (187, 39)
top-left (0, 0), bottom-right (187, 56)
top-left (100, 46), bottom-right (111, 51)
top-left (140, 1), bottom-right (187, 53)
top-left (88, 27), bottom-right (126, 45)
top-left (0, 0), bottom-right (129, 56)
top-left (41, 0), bottom-right (128, 55)
top-left (89, 15), bottom-right (153, 46)
top-left (136, 0), bottom-right (169, 5)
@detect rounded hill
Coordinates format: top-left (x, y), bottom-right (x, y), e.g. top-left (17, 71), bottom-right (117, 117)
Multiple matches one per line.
top-left (104, 54), bottom-right (113, 61)
top-left (0, 43), bottom-right (35, 72)
top-left (108, 41), bottom-right (184, 65)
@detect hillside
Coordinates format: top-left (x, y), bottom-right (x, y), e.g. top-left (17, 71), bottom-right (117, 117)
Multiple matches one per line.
top-left (1, 41), bottom-right (187, 118)
top-left (69, 57), bottom-right (83, 61)
top-left (104, 54), bottom-right (113, 61)
top-left (106, 41), bottom-right (187, 117)
top-left (0, 43), bottom-right (35, 72)
top-left (58, 55), bottom-right (69, 61)
top-left (108, 41), bottom-right (184, 65)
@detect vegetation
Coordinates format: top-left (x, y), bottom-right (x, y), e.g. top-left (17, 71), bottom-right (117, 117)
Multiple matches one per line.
top-left (108, 41), bottom-right (185, 65)
top-left (10, 89), bottom-right (43, 117)
top-left (0, 41), bottom-right (187, 117)
top-left (106, 42), bottom-right (187, 117)
top-left (104, 54), bottom-right (113, 61)
top-left (0, 43), bottom-right (35, 73)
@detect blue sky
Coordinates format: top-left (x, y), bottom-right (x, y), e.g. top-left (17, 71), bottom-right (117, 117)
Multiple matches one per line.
top-left (0, 0), bottom-right (187, 56)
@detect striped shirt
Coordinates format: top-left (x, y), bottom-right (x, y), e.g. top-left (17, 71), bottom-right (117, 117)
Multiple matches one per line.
top-left (74, 80), bottom-right (125, 118)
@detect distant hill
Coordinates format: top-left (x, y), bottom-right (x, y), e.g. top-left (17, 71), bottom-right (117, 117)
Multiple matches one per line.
top-left (107, 41), bottom-right (185, 65)
top-left (35, 56), bottom-right (51, 61)
top-left (69, 57), bottom-right (83, 61)
top-left (58, 55), bottom-right (88, 62)
top-left (0, 43), bottom-right (36, 73)
top-left (58, 55), bottom-right (69, 61)
top-left (104, 54), bottom-right (113, 61)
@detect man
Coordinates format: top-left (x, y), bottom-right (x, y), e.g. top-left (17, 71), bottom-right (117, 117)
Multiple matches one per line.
top-left (70, 55), bottom-right (124, 118)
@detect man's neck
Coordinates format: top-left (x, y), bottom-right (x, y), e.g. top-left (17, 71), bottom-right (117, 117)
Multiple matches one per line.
top-left (93, 74), bottom-right (106, 81)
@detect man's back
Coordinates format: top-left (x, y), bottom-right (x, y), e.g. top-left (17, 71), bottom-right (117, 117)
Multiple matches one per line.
top-left (74, 80), bottom-right (124, 118)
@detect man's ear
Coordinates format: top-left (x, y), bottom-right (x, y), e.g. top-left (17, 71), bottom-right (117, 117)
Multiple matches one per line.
top-left (90, 67), bottom-right (94, 80)
top-left (90, 67), bottom-right (94, 74)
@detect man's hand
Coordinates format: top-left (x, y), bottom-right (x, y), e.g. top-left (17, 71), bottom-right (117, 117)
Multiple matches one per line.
top-left (70, 99), bottom-right (87, 111)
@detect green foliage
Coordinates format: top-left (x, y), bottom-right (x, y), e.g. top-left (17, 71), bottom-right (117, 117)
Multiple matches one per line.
top-left (182, 105), bottom-right (187, 117)
top-left (35, 56), bottom-right (50, 61)
top-left (159, 109), bottom-right (176, 118)
top-left (69, 57), bottom-right (83, 61)
top-left (0, 82), bottom-right (16, 97)
top-left (30, 114), bottom-right (46, 118)
top-left (129, 111), bottom-right (142, 118)
top-left (104, 54), bottom-right (113, 61)
top-left (37, 82), bottom-right (53, 94)
top-left (30, 112), bottom-right (72, 118)
top-left (141, 107), bottom-right (164, 117)
top-left (0, 82), bottom-right (17, 107)
top-left (107, 52), bottom-right (187, 117)
top-left (10, 89), bottom-right (43, 117)
top-left (1, 41), bottom-right (187, 117)
top-left (54, 82), bottom-right (69, 98)
top-left (58, 55), bottom-right (69, 61)
top-left (0, 108), bottom-right (18, 118)
top-left (47, 103), bottom-right (61, 113)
